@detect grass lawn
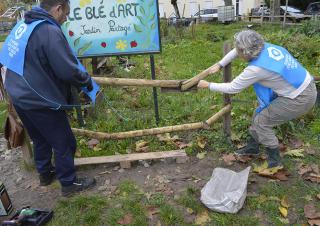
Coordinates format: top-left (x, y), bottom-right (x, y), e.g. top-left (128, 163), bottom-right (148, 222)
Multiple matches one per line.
top-left (2, 21), bottom-right (318, 225)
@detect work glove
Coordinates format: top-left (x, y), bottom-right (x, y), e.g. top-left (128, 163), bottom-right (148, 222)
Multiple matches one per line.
top-left (86, 79), bottom-right (93, 92)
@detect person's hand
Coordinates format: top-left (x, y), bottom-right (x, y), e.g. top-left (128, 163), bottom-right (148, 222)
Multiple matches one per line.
top-left (197, 80), bottom-right (209, 89)
top-left (208, 64), bottom-right (221, 74)
top-left (86, 79), bottom-right (93, 92)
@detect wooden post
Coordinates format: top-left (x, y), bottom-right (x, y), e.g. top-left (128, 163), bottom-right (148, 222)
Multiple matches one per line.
top-left (21, 130), bottom-right (33, 167)
top-left (223, 42), bottom-right (232, 138)
top-left (92, 57), bottom-right (99, 75)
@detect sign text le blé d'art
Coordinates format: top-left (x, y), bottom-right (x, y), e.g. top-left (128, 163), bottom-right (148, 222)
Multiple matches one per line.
top-left (62, 0), bottom-right (161, 57)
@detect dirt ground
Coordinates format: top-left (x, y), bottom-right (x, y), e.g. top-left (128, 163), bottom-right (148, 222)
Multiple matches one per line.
top-left (0, 134), bottom-right (255, 221)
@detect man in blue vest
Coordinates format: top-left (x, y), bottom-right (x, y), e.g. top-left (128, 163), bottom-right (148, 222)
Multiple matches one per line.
top-left (198, 30), bottom-right (316, 168)
top-left (0, 0), bottom-right (96, 196)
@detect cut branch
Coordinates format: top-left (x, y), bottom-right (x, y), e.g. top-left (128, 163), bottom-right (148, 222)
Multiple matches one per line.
top-left (72, 105), bottom-right (231, 140)
top-left (181, 67), bottom-right (212, 91)
top-left (93, 77), bottom-right (182, 88)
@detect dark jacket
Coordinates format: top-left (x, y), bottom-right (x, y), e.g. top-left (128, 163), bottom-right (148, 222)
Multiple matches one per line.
top-left (4, 7), bottom-right (91, 110)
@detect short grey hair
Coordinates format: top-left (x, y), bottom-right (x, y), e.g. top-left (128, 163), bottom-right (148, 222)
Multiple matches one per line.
top-left (234, 30), bottom-right (264, 60)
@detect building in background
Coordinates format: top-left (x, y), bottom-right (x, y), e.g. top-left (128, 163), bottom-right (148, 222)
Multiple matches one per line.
top-left (158, 0), bottom-right (265, 18)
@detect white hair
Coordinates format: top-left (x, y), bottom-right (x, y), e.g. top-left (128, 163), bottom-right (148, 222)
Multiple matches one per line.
top-left (234, 30), bottom-right (264, 60)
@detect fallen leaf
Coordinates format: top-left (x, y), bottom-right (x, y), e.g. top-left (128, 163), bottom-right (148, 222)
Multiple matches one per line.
top-left (174, 141), bottom-right (193, 149)
top-left (117, 213), bottom-right (134, 225)
top-left (303, 195), bottom-right (313, 202)
top-left (93, 146), bottom-right (102, 151)
top-left (305, 174), bottom-right (320, 184)
top-left (195, 210), bottom-right (211, 225)
top-left (304, 204), bottom-right (320, 219)
top-left (277, 217), bottom-right (289, 224)
top-left (197, 137), bottom-right (207, 149)
top-left (298, 164), bottom-right (313, 175)
top-left (75, 150), bottom-right (81, 157)
top-left (253, 161), bottom-right (268, 173)
top-left (231, 133), bottom-right (241, 142)
top-left (196, 152), bottom-right (207, 160)
top-left (156, 221), bottom-right (162, 226)
top-left (236, 155), bottom-right (252, 163)
top-left (273, 169), bottom-right (290, 181)
top-left (136, 140), bottom-right (148, 150)
top-left (146, 206), bottom-right (159, 219)
top-left (289, 137), bottom-right (304, 148)
top-left (308, 219), bottom-right (320, 226)
top-left (317, 194), bottom-right (320, 200)
top-left (157, 133), bottom-right (179, 142)
top-left (284, 149), bottom-right (304, 158)
top-left (135, 146), bottom-right (149, 153)
top-left (259, 166), bottom-right (283, 176)
top-left (279, 206), bottom-right (288, 218)
top-left (186, 208), bottom-right (194, 214)
top-left (280, 196), bottom-right (289, 208)
top-left (222, 153), bottom-right (236, 165)
top-left (87, 138), bottom-right (99, 149)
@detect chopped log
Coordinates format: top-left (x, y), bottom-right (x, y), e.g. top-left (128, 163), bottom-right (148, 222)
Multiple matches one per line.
top-left (92, 77), bottom-right (182, 88)
top-left (180, 67), bottom-right (212, 91)
top-left (75, 150), bottom-right (187, 166)
top-left (72, 105), bottom-right (231, 140)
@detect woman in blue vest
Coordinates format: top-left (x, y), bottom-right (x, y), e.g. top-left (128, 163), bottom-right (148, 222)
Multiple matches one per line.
top-left (198, 30), bottom-right (317, 168)
top-left (0, 0), bottom-right (97, 196)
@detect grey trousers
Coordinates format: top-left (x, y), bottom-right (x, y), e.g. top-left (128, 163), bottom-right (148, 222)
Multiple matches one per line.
top-left (249, 81), bottom-right (317, 148)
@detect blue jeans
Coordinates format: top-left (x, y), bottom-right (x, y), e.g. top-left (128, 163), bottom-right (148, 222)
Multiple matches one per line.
top-left (14, 105), bottom-right (76, 186)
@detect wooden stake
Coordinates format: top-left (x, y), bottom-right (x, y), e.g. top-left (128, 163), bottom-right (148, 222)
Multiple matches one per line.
top-left (206, 104), bottom-right (232, 126)
top-left (223, 42), bottom-right (232, 138)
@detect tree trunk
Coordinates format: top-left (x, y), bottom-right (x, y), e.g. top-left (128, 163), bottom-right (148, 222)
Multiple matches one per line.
top-left (224, 0), bottom-right (233, 6)
top-left (171, 0), bottom-right (181, 18)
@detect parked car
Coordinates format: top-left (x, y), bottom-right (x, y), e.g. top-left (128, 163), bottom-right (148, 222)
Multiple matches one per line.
top-left (193, 8), bottom-right (218, 22)
top-left (305, 2), bottom-right (320, 15)
top-left (280, 6), bottom-right (306, 22)
top-left (168, 14), bottom-right (192, 26)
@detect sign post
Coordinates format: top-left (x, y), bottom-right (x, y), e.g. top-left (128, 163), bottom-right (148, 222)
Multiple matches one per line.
top-left (62, 0), bottom-right (161, 123)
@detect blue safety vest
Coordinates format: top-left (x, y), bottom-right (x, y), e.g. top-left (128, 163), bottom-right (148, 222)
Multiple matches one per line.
top-left (249, 42), bottom-right (308, 113)
top-left (0, 19), bottom-right (99, 109)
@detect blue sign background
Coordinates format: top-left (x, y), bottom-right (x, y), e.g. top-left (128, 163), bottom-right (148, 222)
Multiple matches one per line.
top-left (62, 0), bottom-right (161, 57)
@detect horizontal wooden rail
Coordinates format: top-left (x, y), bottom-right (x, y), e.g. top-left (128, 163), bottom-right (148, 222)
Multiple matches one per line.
top-left (93, 77), bottom-right (182, 88)
top-left (72, 104), bottom-right (231, 140)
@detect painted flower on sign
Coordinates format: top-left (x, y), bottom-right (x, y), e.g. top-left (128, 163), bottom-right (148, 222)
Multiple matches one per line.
top-left (116, 40), bottom-right (127, 51)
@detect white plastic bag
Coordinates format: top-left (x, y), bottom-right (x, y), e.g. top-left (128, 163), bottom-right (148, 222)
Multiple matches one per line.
top-left (200, 166), bottom-right (251, 213)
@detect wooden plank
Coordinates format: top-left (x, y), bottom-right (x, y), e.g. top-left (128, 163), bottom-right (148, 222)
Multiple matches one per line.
top-left (75, 150), bottom-right (187, 166)
top-left (21, 130), bottom-right (33, 166)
